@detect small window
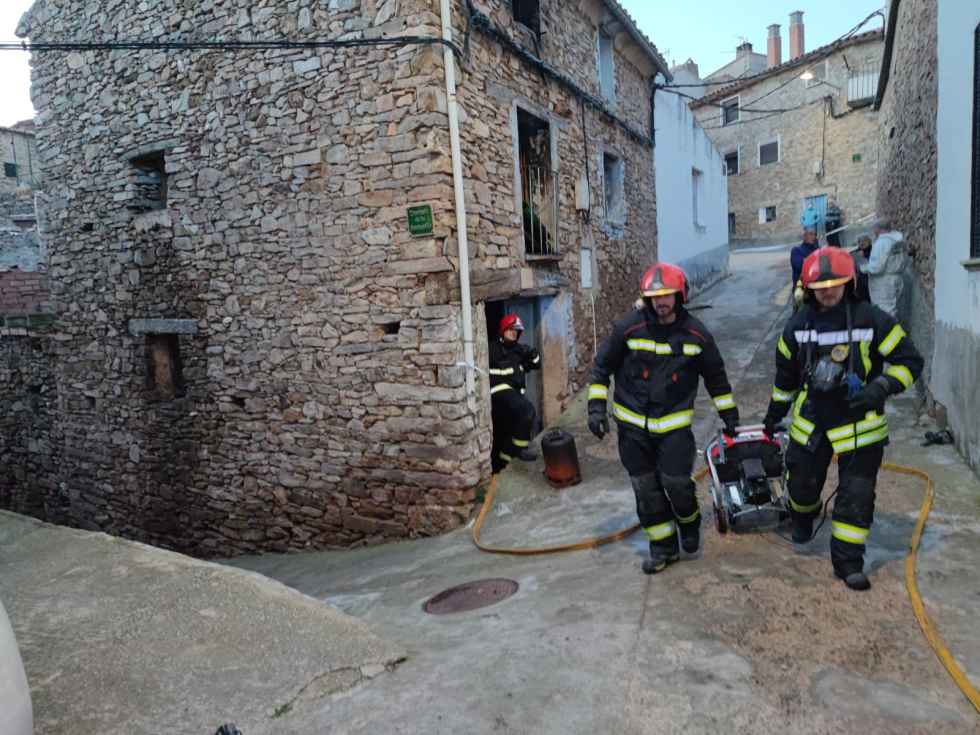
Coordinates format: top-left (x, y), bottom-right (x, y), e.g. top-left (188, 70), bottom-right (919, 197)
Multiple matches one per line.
top-left (146, 334), bottom-right (183, 400)
top-left (724, 151), bottom-right (739, 176)
top-left (518, 108), bottom-right (557, 256)
top-left (598, 31), bottom-right (616, 104)
top-left (3, 162), bottom-right (17, 178)
top-left (130, 151), bottom-right (168, 211)
top-left (603, 152), bottom-right (625, 224)
top-left (728, 212), bottom-right (736, 236)
top-left (722, 97), bottom-right (740, 126)
top-left (513, 0), bottom-right (540, 34)
top-left (971, 24), bottom-right (980, 259)
top-left (759, 206), bottom-right (777, 224)
top-left (692, 168), bottom-right (703, 228)
top-left (760, 140), bottom-right (780, 166)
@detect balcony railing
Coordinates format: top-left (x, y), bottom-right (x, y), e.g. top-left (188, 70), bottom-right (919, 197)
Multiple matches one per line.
top-left (847, 61), bottom-right (881, 107)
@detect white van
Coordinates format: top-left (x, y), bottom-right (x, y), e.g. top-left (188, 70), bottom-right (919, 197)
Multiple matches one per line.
top-left (0, 599), bottom-right (33, 735)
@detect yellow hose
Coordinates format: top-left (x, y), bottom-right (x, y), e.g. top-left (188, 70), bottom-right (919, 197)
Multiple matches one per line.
top-left (885, 461), bottom-right (980, 715)
top-left (472, 461), bottom-right (980, 714)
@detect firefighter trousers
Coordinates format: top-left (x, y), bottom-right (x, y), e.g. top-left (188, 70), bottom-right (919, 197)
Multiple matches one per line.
top-left (617, 425), bottom-right (700, 557)
top-left (491, 389), bottom-right (536, 474)
top-left (786, 437), bottom-right (884, 575)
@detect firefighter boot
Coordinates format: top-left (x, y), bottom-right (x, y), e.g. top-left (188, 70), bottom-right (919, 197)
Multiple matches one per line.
top-left (834, 567), bottom-right (871, 591)
top-left (679, 520), bottom-right (700, 554)
top-left (642, 540), bottom-right (680, 575)
top-left (791, 512), bottom-right (816, 544)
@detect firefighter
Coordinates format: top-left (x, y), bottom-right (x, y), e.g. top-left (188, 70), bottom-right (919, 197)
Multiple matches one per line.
top-left (588, 263), bottom-right (740, 574)
top-left (762, 247), bottom-right (923, 591)
top-left (489, 314), bottom-right (542, 474)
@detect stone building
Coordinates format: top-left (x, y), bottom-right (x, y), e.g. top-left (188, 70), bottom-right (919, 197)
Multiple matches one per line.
top-left (3, 0), bottom-right (670, 556)
top-left (689, 14), bottom-right (884, 245)
top-left (875, 0), bottom-right (980, 474)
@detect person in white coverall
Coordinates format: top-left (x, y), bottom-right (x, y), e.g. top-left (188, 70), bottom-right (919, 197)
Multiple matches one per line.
top-left (858, 220), bottom-right (907, 317)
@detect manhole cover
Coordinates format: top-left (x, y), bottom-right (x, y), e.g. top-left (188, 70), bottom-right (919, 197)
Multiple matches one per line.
top-left (423, 578), bottom-right (519, 615)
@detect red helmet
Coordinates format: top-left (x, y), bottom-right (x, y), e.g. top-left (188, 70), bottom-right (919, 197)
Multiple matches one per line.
top-left (640, 263), bottom-right (688, 303)
top-left (801, 247), bottom-right (856, 290)
top-left (498, 314), bottom-right (525, 337)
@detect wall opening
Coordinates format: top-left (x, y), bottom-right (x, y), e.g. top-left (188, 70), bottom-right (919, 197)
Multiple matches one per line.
top-left (129, 151), bottom-right (168, 212)
top-left (692, 167), bottom-right (704, 228)
top-left (724, 151), bottom-right (739, 176)
top-left (603, 152), bottom-right (625, 225)
top-left (518, 108), bottom-right (557, 256)
top-left (513, 0), bottom-right (540, 34)
top-left (722, 97), bottom-right (740, 126)
top-left (146, 334), bottom-right (183, 399)
top-left (598, 31), bottom-right (616, 104)
top-left (759, 140), bottom-right (780, 166)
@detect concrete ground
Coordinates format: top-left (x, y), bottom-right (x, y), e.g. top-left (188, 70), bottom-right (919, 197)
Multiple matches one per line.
top-left (0, 512), bottom-right (405, 735)
top-left (229, 248), bottom-right (980, 734)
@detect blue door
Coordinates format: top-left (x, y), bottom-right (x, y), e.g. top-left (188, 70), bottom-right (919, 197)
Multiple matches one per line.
top-left (803, 194), bottom-right (828, 234)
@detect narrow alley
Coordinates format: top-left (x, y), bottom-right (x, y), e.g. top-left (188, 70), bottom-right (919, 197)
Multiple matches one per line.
top-left (227, 247), bottom-right (980, 735)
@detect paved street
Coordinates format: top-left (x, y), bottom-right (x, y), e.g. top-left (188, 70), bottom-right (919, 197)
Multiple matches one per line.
top-left (229, 248), bottom-right (980, 735)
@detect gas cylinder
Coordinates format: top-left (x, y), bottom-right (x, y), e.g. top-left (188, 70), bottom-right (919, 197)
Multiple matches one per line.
top-left (541, 428), bottom-right (582, 489)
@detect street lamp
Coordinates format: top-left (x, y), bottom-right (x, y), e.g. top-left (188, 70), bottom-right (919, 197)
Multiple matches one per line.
top-left (800, 68), bottom-right (842, 92)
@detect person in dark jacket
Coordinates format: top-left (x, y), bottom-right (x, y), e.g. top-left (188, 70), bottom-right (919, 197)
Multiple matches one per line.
top-left (588, 263), bottom-right (739, 574)
top-left (825, 197), bottom-right (843, 247)
top-left (762, 247), bottom-right (923, 591)
top-left (790, 228), bottom-right (821, 311)
top-left (489, 314), bottom-right (541, 474)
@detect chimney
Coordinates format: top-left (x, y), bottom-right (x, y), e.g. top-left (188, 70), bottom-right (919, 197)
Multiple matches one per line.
top-left (767, 24), bottom-right (782, 68)
top-left (736, 41), bottom-right (754, 59)
top-left (789, 11), bottom-right (805, 60)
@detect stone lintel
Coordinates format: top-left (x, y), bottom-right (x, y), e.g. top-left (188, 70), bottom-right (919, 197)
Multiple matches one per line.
top-left (128, 318), bottom-right (199, 337)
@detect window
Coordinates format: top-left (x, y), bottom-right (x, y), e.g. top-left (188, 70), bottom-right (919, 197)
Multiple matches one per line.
top-left (3, 162), bottom-right (17, 178)
top-left (759, 140), bottom-right (779, 166)
top-left (722, 97), bottom-right (740, 126)
top-left (972, 25), bottom-right (980, 259)
top-left (724, 151), bottom-right (739, 176)
top-left (692, 168), bottom-right (703, 228)
top-left (758, 206), bottom-right (777, 223)
top-left (146, 335), bottom-right (183, 400)
top-left (598, 31), bottom-right (616, 104)
top-left (518, 108), bottom-right (557, 256)
top-left (804, 60), bottom-right (828, 88)
top-left (129, 151), bottom-right (168, 211)
top-left (728, 212), bottom-right (736, 236)
top-left (513, 0), bottom-right (540, 34)
top-left (603, 152), bottom-right (625, 225)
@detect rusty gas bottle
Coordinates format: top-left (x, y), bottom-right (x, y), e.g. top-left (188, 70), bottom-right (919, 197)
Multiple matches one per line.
top-left (541, 428), bottom-right (582, 489)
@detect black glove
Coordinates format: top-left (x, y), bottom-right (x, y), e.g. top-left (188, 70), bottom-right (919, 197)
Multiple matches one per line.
top-left (722, 413), bottom-right (739, 438)
top-left (588, 410), bottom-right (609, 440)
top-left (763, 404), bottom-right (784, 437)
top-left (848, 377), bottom-right (890, 413)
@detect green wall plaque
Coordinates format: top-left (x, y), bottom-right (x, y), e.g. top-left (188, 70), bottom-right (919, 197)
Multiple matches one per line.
top-left (407, 205), bottom-right (434, 236)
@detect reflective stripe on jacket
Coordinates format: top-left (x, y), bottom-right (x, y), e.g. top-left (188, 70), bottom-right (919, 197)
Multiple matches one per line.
top-left (588, 306), bottom-right (737, 435)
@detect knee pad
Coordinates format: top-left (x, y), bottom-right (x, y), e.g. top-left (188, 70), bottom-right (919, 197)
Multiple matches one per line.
top-left (835, 475), bottom-right (877, 525)
top-left (631, 473), bottom-right (670, 519)
top-left (661, 473), bottom-right (697, 513)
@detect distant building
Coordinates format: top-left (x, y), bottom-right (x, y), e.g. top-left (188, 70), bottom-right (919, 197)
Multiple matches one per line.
top-left (0, 121), bottom-right (39, 229)
top-left (689, 12), bottom-right (884, 245)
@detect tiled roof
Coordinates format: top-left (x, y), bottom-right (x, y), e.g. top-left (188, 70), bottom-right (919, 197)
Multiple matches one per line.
top-left (691, 29), bottom-right (883, 108)
top-left (602, 0), bottom-right (672, 80)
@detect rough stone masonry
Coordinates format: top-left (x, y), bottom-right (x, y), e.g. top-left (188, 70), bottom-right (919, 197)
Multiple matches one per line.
top-left (4, 0), bottom-right (665, 555)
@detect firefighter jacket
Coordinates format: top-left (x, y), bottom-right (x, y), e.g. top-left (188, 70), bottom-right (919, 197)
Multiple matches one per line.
top-left (588, 306), bottom-right (738, 435)
top-left (766, 298), bottom-right (923, 454)
top-left (489, 339), bottom-right (541, 397)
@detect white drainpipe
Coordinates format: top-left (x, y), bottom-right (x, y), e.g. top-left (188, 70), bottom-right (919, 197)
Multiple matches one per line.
top-left (439, 0), bottom-right (477, 399)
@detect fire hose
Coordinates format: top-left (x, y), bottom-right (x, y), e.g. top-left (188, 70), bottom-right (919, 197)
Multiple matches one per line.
top-left (471, 463), bottom-right (980, 714)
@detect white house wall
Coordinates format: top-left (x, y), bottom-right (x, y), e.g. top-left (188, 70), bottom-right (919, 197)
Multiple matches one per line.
top-left (654, 85), bottom-right (729, 288)
top-left (933, 0), bottom-right (980, 469)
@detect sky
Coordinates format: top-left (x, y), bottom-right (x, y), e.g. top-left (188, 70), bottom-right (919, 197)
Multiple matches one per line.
top-left (0, 0), bottom-right (886, 128)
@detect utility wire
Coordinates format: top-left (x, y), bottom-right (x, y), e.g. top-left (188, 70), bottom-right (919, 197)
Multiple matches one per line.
top-left (0, 36), bottom-right (463, 56)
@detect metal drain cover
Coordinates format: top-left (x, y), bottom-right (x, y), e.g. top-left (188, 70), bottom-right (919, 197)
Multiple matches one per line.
top-left (423, 578), bottom-right (519, 615)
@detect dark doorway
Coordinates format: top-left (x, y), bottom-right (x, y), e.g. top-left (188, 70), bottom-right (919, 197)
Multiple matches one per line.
top-left (485, 297), bottom-right (543, 436)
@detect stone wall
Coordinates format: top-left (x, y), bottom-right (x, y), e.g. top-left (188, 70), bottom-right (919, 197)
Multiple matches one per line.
top-left (8, 0), bottom-right (663, 555)
top-left (875, 0), bottom-right (938, 388)
top-left (693, 37), bottom-right (883, 244)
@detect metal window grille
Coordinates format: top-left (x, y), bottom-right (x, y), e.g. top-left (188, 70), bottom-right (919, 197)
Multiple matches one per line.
top-left (972, 25), bottom-right (980, 259)
top-left (521, 161), bottom-right (558, 256)
top-left (847, 59), bottom-right (881, 107)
